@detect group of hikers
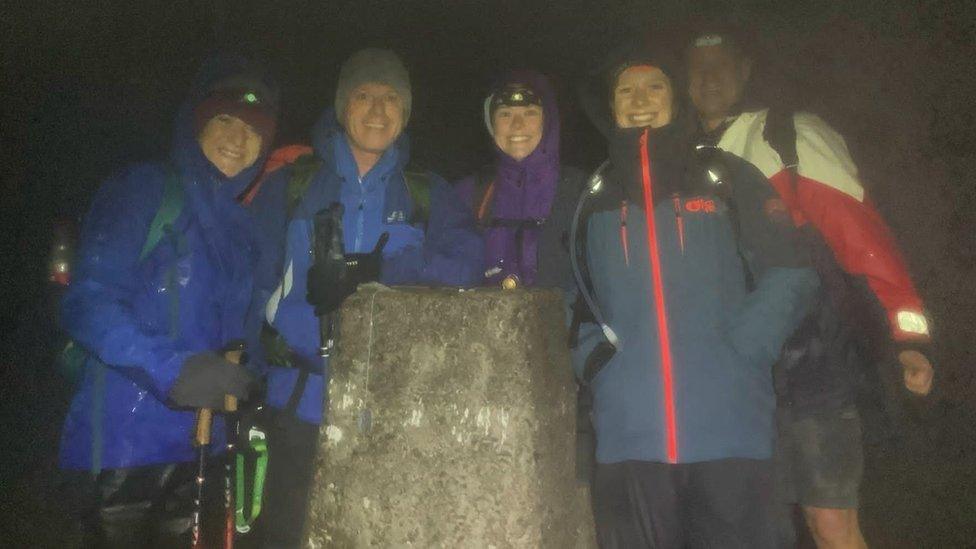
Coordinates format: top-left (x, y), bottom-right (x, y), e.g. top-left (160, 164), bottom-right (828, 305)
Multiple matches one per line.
top-left (56, 18), bottom-right (935, 549)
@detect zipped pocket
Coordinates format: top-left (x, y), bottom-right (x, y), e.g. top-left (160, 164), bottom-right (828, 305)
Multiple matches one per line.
top-left (619, 200), bottom-right (630, 266)
top-left (672, 194), bottom-right (685, 254)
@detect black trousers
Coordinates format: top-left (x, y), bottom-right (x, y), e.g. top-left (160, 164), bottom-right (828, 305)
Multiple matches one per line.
top-left (592, 458), bottom-right (778, 549)
top-left (61, 460), bottom-right (224, 549)
top-left (255, 408), bottom-right (320, 549)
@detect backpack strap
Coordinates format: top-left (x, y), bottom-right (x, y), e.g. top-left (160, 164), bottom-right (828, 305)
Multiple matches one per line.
top-left (87, 165), bottom-right (184, 475)
top-left (286, 154), bottom-right (324, 218)
top-left (139, 167), bottom-right (184, 261)
top-left (762, 108), bottom-right (799, 191)
top-left (472, 166), bottom-right (497, 225)
top-left (403, 169), bottom-right (432, 224)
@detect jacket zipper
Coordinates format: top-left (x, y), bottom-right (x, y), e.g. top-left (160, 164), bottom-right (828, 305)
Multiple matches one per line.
top-left (620, 200), bottom-right (630, 266)
top-left (672, 194), bottom-right (685, 254)
top-left (639, 129), bottom-right (678, 463)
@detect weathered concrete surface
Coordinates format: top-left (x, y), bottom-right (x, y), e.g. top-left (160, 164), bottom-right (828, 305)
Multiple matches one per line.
top-left (306, 286), bottom-right (596, 548)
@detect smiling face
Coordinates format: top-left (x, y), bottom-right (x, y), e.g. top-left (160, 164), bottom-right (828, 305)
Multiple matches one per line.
top-left (197, 114), bottom-right (263, 178)
top-left (492, 104), bottom-right (544, 161)
top-left (342, 82), bottom-right (405, 167)
top-left (612, 65), bottom-right (674, 130)
top-left (687, 43), bottom-right (751, 130)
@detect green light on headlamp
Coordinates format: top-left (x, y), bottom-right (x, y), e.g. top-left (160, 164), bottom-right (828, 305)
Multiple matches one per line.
top-left (243, 91), bottom-right (259, 104)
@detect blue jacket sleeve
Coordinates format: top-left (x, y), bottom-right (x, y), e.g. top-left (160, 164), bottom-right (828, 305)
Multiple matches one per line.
top-left (381, 175), bottom-right (485, 287)
top-left (242, 170), bottom-right (289, 372)
top-left (725, 158), bottom-right (821, 367)
top-left (727, 267), bottom-right (819, 367)
top-left (60, 165), bottom-right (193, 398)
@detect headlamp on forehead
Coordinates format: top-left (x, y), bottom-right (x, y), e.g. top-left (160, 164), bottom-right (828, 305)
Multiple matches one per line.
top-left (490, 83), bottom-right (542, 113)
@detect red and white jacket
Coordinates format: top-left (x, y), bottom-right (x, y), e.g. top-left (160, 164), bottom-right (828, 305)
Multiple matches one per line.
top-left (717, 109), bottom-right (929, 343)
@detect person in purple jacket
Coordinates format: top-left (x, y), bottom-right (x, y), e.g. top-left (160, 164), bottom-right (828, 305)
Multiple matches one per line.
top-left (454, 70), bottom-right (585, 291)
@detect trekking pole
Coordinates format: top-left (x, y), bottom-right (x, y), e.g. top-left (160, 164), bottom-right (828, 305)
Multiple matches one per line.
top-left (315, 203), bottom-right (344, 359)
top-left (192, 407), bottom-right (213, 549)
top-left (191, 346), bottom-right (245, 549)
top-left (222, 348), bottom-right (244, 549)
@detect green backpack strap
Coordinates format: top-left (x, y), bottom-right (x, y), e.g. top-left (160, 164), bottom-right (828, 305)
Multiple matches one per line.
top-left (286, 154), bottom-right (324, 217)
top-left (403, 170), bottom-right (432, 224)
top-left (61, 165), bottom-right (185, 387)
top-left (284, 155), bottom-right (430, 223)
top-left (139, 167), bottom-right (184, 261)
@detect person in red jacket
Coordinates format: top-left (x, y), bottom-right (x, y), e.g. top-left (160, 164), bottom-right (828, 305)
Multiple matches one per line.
top-left (684, 27), bottom-right (934, 549)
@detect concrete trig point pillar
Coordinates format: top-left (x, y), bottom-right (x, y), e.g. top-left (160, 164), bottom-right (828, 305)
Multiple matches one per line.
top-left (305, 286), bottom-right (596, 548)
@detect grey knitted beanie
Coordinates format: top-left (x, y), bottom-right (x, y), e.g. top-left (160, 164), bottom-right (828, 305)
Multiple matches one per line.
top-left (334, 48), bottom-right (412, 124)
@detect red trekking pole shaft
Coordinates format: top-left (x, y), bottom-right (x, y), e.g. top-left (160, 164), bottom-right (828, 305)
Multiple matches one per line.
top-left (191, 348), bottom-right (244, 549)
top-left (192, 408), bottom-right (213, 549)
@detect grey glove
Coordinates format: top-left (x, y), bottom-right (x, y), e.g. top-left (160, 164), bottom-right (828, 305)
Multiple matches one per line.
top-left (169, 352), bottom-right (256, 410)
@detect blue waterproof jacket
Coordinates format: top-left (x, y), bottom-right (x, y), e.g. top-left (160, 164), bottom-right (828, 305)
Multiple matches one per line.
top-left (252, 110), bottom-right (483, 424)
top-left (574, 126), bottom-right (819, 465)
top-left (59, 57), bottom-right (276, 471)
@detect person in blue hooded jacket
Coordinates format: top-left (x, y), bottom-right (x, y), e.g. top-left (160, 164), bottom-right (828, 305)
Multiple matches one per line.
top-left (249, 48), bottom-right (483, 547)
top-left (573, 43), bottom-right (819, 548)
top-left (57, 55), bottom-right (278, 546)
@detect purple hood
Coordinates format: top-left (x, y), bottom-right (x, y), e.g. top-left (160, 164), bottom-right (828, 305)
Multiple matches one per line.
top-left (484, 69), bottom-right (561, 220)
top-left (456, 70), bottom-right (562, 286)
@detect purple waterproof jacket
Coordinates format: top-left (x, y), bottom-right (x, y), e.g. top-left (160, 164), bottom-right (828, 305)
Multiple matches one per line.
top-left (455, 70), bottom-right (582, 289)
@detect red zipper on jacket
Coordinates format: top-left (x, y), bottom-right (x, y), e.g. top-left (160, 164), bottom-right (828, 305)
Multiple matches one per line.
top-left (639, 129), bottom-right (678, 463)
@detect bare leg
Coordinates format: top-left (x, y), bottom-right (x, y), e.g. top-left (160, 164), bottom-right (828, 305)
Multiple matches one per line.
top-left (803, 506), bottom-right (867, 549)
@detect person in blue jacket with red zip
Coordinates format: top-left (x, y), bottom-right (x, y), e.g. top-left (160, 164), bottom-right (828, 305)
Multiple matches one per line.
top-left (574, 41), bottom-right (819, 548)
top-left (58, 54), bottom-right (279, 546)
top-left (248, 48), bottom-right (483, 548)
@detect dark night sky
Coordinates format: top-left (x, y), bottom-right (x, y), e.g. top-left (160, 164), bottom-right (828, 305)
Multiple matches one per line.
top-left (2, 2), bottom-right (976, 544)
top-left (3, 2), bottom-right (975, 368)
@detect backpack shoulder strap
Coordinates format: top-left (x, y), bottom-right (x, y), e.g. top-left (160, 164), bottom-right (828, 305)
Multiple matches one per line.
top-left (762, 108), bottom-right (799, 190)
top-left (403, 169), bottom-right (432, 224)
top-left (472, 165), bottom-right (497, 225)
top-left (139, 166), bottom-right (184, 261)
top-left (286, 153), bottom-right (324, 218)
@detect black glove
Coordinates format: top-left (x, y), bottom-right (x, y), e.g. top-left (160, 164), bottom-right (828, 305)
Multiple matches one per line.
top-left (169, 352), bottom-right (256, 410)
top-left (306, 232), bottom-right (389, 316)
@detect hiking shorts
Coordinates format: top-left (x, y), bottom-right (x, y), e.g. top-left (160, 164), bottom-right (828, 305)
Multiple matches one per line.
top-left (775, 405), bottom-right (863, 509)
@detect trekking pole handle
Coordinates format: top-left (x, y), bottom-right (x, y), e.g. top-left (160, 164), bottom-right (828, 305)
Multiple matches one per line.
top-left (194, 346), bottom-right (245, 446)
top-left (224, 348), bottom-right (244, 413)
top-left (196, 409), bottom-right (213, 446)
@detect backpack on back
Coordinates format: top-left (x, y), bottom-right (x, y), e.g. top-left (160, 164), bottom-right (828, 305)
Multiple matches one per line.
top-left (762, 109), bottom-right (889, 415)
top-left (281, 151), bottom-right (433, 224)
top-left (59, 167), bottom-right (185, 386)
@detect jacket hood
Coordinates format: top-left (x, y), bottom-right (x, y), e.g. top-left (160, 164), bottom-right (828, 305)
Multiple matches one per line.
top-left (483, 69), bottom-right (560, 168)
top-left (482, 70), bottom-right (562, 221)
top-left (578, 38), bottom-right (685, 139)
top-left (171, 53), bottom-right (280, 197)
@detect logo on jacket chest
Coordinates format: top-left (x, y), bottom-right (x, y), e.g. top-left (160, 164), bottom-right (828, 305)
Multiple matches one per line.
top-left (682, 197), bottom-right (719, 214)
top-left (386, 210), bottom-right (407, 223)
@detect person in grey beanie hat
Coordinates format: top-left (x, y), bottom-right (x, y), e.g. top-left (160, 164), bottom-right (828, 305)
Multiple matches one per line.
top-left (332, 48), bottom-right (413, 177)
top-left (335, 47), bottom-right (412, 125)
top-left (247, 46), bottom-right (483, 549)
